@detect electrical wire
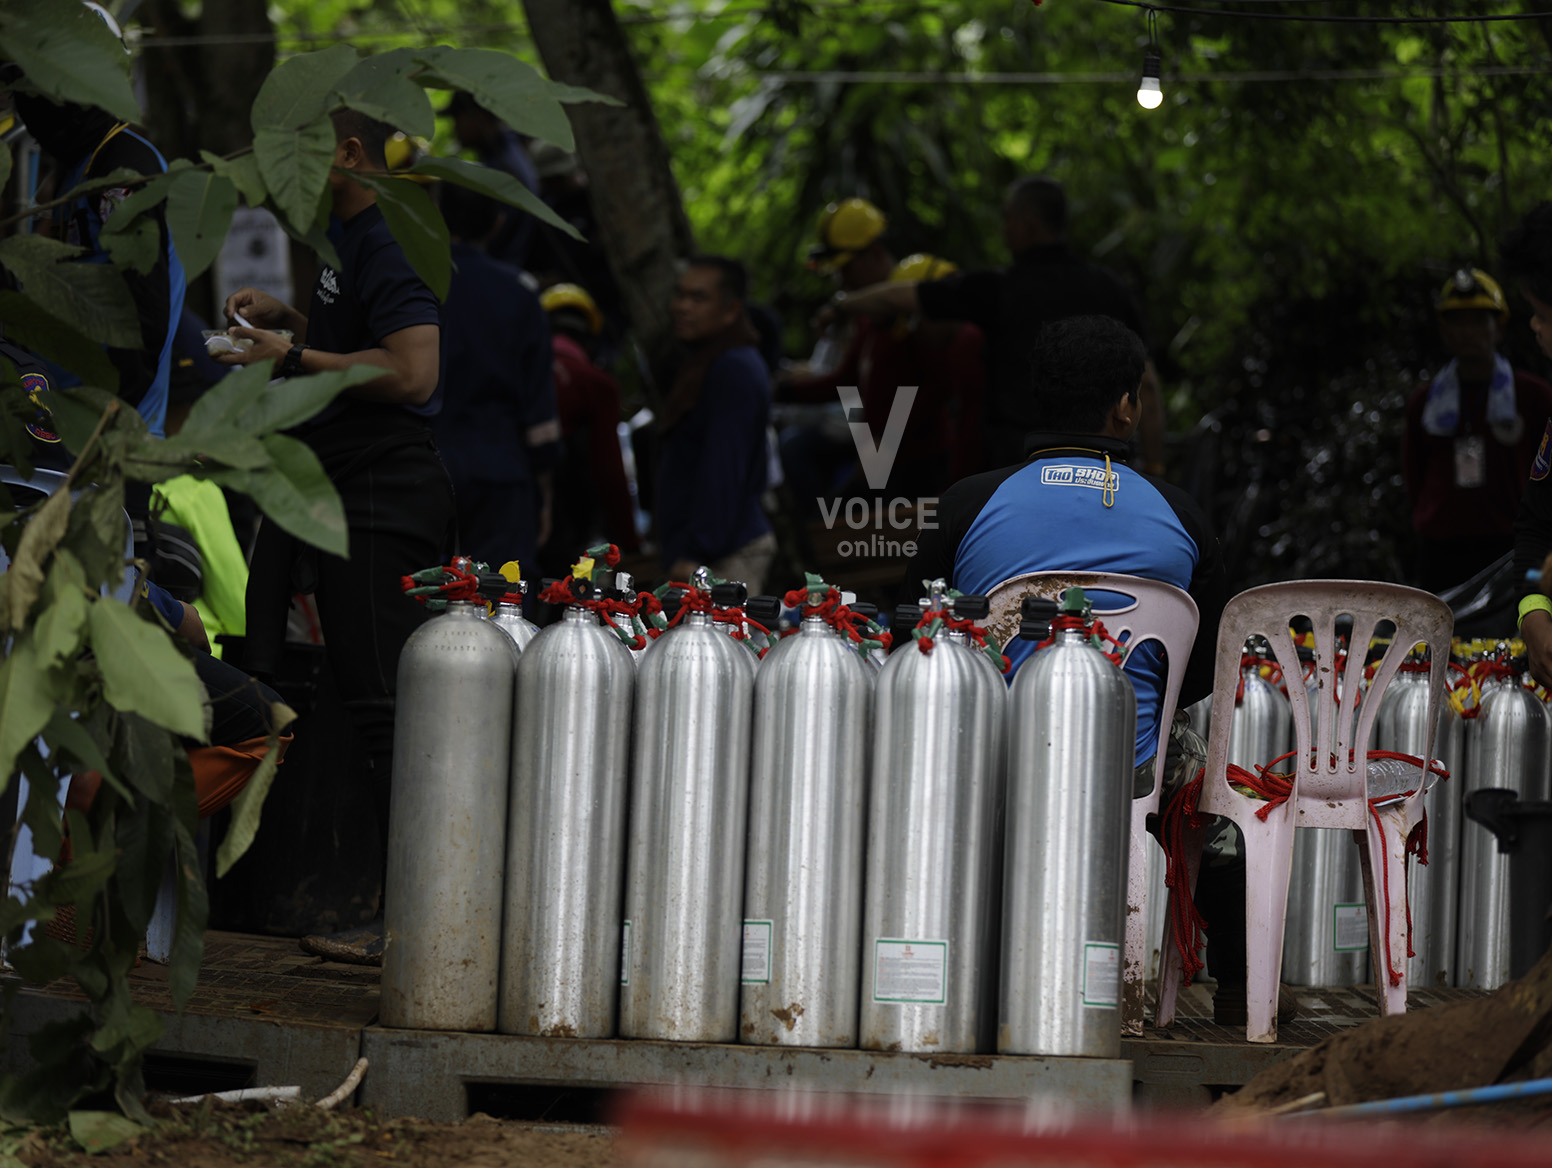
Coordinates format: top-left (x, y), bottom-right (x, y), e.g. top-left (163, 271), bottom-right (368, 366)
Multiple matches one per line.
top-left (754, 64), bottom-right (1547, 83)
top-left (1094, 0), bottom-right (1552, 22)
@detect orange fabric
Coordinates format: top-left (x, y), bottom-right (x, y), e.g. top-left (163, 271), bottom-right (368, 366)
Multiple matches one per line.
top-left (188, 734), bottom-right (292, 819)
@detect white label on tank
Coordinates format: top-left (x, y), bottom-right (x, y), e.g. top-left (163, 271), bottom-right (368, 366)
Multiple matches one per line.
top-left (873, 938), bottom-right (948, 1004)
top-left (1333, 903), bottom-right (1369, 952)
top-left (741, 920), bottom-right (773, 984)
top-left (1082, 943), bottom-right (1120, 1007)
top-left (620, 921), bottom-right (631, 985)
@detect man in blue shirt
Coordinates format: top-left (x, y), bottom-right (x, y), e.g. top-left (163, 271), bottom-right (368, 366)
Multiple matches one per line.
top-left (216, 110), bottom-right (454, 964)
top-left (655, 256), bottom-right (776, 591)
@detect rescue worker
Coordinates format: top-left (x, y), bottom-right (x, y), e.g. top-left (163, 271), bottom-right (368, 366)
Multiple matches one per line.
top-left (1403, 268), bottom-right (1552, 592)
top-left (656, 256), bottom-right (775, 591)
top-left (215, 110), bottom-right (455, 965)
top-left (542, 282), bottom-right (640, 569)
top-left (431, 181), bottom-right (561, 583)
top-left (897, 315), bottom-right (1290, 1026)
top-left (443, 92), bottom-right (540, 269)
top-left (781, 250), bottom-right (984, 502)
top-left (1502, 204), bottom-right (1552, 690)
top-left (834, 176), bottom-right (1165, 473)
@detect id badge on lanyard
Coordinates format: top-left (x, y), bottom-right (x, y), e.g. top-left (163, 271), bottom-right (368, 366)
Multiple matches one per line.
top-left (1454, 434), bottom-right (1486, 488)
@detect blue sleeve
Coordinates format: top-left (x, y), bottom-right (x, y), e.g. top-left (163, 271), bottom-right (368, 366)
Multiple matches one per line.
top-left (678, 357), bottom-right (769, 562)
top-left (358, 236), bottom-right (441, 344)
top-left (140, 576), bottom-right (184, 630)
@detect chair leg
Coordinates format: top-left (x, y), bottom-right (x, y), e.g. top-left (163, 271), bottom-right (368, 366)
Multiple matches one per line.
top-left (1155, 818), bottom-right (1206, 1030)
top-left (1357, 808), bottom-right (1413, 1018)
top-left (1242, 810), bottom-right (1296, 1044)
top-left (1123, 802), bottom-right (1155, 1037)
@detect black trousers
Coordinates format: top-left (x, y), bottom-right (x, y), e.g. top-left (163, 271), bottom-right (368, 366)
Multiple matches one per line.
top-left (244, 419), bottom-right (456, 865)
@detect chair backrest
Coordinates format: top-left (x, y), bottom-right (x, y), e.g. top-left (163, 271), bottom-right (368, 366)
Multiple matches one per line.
top-left (0, 466), bottom-right (136, 602)
top-left (986, 571), bottom-right (1199, 793)
top-left (1202, 580), bottom-right (1453, 828)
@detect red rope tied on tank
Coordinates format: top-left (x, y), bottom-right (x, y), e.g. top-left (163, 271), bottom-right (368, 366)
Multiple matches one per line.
top-left (400, 561), bottom-right (483, 605)
top-left (912, 606), bottom-right (1010, 673)
top-left (1235, 655), bottom-right (1286, 704)
top-left (1033, 614), bottom-right (1126, 667)
top-left (655, 581), bottom-right (775, 656)
top-left (538, 544), bottom-right (649, 650)
top-left (781, 580), bottom-right (894, 657)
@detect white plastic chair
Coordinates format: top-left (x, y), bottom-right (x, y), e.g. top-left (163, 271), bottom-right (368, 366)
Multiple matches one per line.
top-left (1154, 580), bottom-right (1452, 1043)
top-left (986, 571), bottom-right (1199, 1036)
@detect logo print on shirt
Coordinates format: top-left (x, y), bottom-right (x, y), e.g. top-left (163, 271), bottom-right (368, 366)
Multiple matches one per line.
top-left (1040, 464), bottom-right (1119, 494)
top-left (22, 373), bottom-right (60, 444)
top-left (1533, 420), bottom-right (1552, 482)
top-left (318, 267), bottom-right (340, 305)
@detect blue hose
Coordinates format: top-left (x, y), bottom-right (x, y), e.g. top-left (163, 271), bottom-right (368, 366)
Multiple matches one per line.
top-left (1314, 1076), bottom-right (1552, 1118)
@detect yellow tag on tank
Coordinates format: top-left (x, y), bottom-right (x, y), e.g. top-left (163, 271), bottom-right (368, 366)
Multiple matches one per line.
top-left (573, 556), bottom-right (595, 580)
top-left (499, 561), bottom-right (523, 585)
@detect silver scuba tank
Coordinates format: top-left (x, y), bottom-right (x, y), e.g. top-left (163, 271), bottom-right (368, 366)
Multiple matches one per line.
top-left (498, 593), bottom-right (635, 1037)
top-left (740, 611), bottom-right (873, 1047)
top-left (860, 586), bottom-right (1006, 1053)
top-left (491, 584), bottom-right (540, 653)
top-left (381, 599), bottom-right (519, 1031)
top-left (619, 582), bottom-right (756, 1041)
top-left (1372, 654), bottom-right (1462, 989)
top-left (1458, 657), bottom-right (1552, 989)
top-left (1282, 644), bottom-right (1368, 987)
top-left (1228, 644), bottom-right (1293, 773)
top-left (999, 589), bottom-right (1136, 1058)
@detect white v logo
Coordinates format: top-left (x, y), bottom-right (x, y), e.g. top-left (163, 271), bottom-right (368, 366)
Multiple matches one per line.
top-left (837, 385), bottom-right (918, 491)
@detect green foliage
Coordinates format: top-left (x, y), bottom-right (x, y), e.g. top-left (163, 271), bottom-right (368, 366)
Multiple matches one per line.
top-left (0, 4), bottom-right (610, 1127)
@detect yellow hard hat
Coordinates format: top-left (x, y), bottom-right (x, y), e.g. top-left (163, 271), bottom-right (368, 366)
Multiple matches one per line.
top-left (806, 198), bottom-right (887, 273)
top-left (385, 133), bottom-right (435, 183)
top-left (540, 283), bottom-right (603, 335)
top-left (1436, 268), bottom-right (1508, 321)
top-left (890, 253), bottom-right (957, 283)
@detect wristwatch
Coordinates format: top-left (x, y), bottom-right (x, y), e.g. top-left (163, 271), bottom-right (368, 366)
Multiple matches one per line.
top-left (279, 343), bottom-right (307, 378)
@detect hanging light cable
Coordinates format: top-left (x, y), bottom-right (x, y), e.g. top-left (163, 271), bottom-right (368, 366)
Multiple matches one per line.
top-left (1137, 8), bottom-right (1164, 108)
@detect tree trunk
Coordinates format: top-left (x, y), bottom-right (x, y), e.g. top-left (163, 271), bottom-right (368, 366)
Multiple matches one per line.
top-left (520, 0), bottom-right (695, 393)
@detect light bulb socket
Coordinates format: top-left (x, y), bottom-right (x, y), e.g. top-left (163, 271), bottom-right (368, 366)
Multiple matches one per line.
top-left (1137, 47), bottom-right (1163, 109)
top-left (1140, 46), bottom-right (1162, 83)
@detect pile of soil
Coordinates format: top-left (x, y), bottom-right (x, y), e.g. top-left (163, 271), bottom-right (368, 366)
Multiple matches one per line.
top-left (17, 1102), bottom-right (617, 1168)
top-left (1216, 946), bottom-right (1552, 1125)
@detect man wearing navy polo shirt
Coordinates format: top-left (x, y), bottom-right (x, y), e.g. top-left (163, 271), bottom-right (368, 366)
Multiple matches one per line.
top-left (216, 110), bottom-right (454, 964)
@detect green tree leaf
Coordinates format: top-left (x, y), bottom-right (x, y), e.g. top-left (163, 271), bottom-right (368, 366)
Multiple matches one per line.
top-left (413, 48), bottom-right (619, 152)
top-left (0, 3), bottom-right (139, 123)
top-left (0, 236), bottom-right (139, 349)
top-left (169, 818), bottom-right (208, 1010)
top-left (110, 713), bottom-right (174, 805)
top-left (184, 363), bottom-right (375, 441)
top-left (164, 171), bottom-right (240, 282)
top-left (87, 601), bottom-right (207, 742)
top-left (0, 639), bottom-right (56, 798)
top-left (410, 155), bottom-right (582, 241)
top-left (0, 301), bottom-right (118, 393)
top-left (44, 709), bottom-right (130, 805)
top-left (214, 700), bottom-right (297, 878)
top-left (88, 1003), bottom-right (163, 1061)
top-left (335, 48), bottom-right (434, 139)
top-left (0, 143), bottom-right (11, 194)
top-left (99, 216), bottom-right (159, 277)
top-left (38, 851), bottom-right (115, 906)
top-left (4, 483), bottom-right (70, 632)
top-left (350, 173), bottom-right (450, 299)
top-left (200, 151), bottom-right (267, 208)
top-left (110, 798), bottom-right (170, 934)
top-left (67, 1111), bottom-right (144, 1154)
top-left (208, 435), bottom-right (347, 557)
top-left (34, 552), bottom-right (89, 668)
top-left (251, 43), bottom-right (359, 131)
top-left (254, 122), bottom-right (336, 234)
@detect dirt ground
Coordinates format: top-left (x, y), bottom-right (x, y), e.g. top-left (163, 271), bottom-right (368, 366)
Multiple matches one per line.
top-left (16, 1102), bottom-right (618, 1168)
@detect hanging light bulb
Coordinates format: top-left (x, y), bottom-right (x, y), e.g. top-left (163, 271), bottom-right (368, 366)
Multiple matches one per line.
top-left (1137, 47), bottom-right (1163, 108)
top-left (1137, 10), bottom-right (1163, 109)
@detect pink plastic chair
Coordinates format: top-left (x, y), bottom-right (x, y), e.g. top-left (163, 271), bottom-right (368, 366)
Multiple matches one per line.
top-left (1154, 581), bottom-right (1452, 1043)
top-left (986, 571), bottom-right (1199, 1036)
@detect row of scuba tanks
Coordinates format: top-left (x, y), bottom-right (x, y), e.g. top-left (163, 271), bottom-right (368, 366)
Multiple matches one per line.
top-left (379, 551), bottom-right (1140, 1059)
top-left (1148, 635), bottom-right (1550, 993)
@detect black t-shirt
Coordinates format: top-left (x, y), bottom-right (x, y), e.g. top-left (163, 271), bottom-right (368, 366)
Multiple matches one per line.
top-left (302, 203), bottom-right (443, 430)
top-left (916, 242), bottom-right (1149, 432)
